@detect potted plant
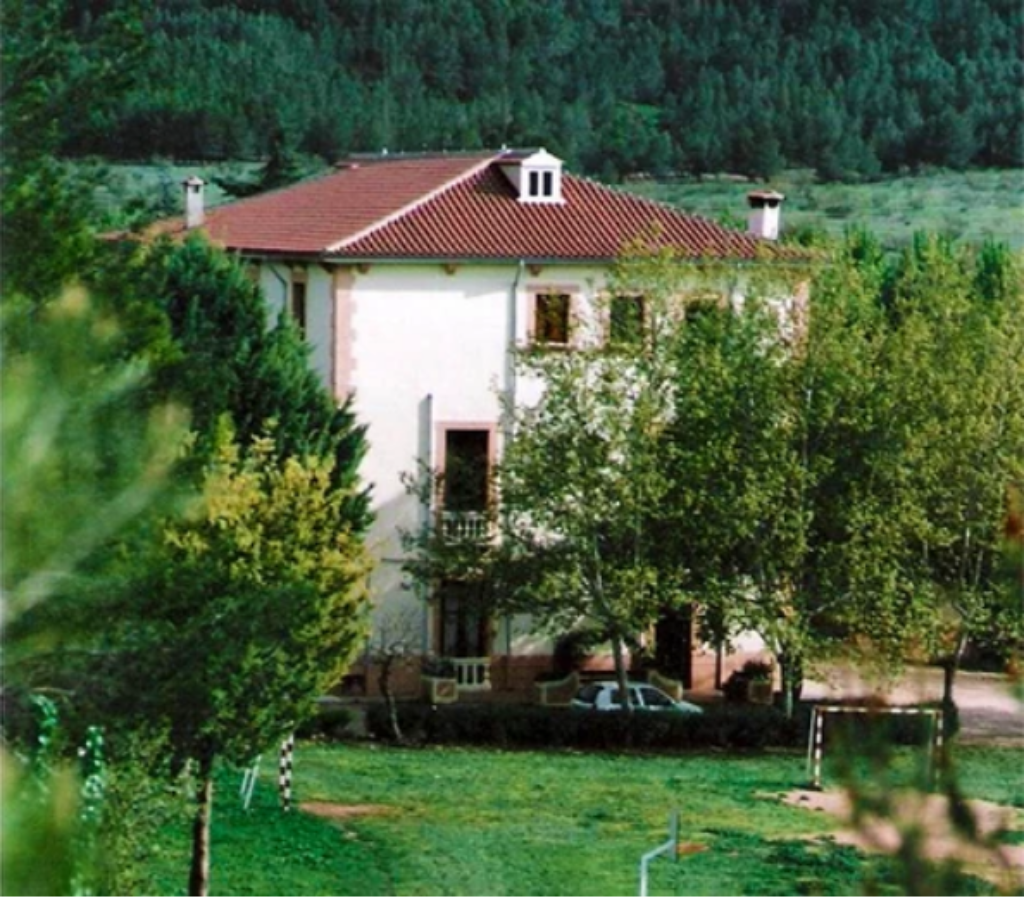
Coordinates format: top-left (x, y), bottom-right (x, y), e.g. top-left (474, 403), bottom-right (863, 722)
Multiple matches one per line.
top-left (744, 660), bottom-right (775, 704)
top-left (724, 659), bottom-right (775, 705)
top-left (420, 656), bottom-right (458, 704)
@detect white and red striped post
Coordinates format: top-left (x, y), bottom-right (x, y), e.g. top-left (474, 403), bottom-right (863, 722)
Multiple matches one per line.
top-left (810, 706), bottom-right (826, 789)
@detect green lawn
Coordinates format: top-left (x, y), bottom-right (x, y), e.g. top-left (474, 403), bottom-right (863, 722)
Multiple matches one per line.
top-left (623, 168), bottom-right (1024, 251)
top-left (143, 744), bottom-right (1023, 896)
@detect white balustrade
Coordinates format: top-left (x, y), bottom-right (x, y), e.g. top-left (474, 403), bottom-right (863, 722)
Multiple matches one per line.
top-left (452, 657), bottom-right (491, 691)
top-left (439, 511), bottom-right (491, 540)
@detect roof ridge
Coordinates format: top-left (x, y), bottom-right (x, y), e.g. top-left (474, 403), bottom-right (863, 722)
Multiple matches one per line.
top-left (341, 148), bottom-right (534, 162)
top-left (324, 152), bottom-right (507, 254)
top-left (577, 172), bottom-right (755, 239)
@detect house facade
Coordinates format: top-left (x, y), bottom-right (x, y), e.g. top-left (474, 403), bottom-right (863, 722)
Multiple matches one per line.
top-left (162, 149), bottom-right (787, 700)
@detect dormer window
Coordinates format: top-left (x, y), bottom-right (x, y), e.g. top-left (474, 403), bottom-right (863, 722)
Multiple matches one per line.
top-left (502, 148), bottom-right (564, 205)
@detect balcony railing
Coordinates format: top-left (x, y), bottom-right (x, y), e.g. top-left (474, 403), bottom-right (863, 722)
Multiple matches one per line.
top-left (452, 657), bottom-right (491, 691)
top-left (439, 510), bottom-right (492, 541)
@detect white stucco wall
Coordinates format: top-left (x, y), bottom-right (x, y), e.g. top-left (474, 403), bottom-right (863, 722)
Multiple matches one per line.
top-left (336, 262), bottom-right (608, 653)
top-left (257, 257), bottom-right (772, 662)
top-left (258, 263), bottom-right (334, 383)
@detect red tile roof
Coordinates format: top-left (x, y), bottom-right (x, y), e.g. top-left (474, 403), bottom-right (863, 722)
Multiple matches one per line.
top-left (150, 151), bottom-right (786, 262)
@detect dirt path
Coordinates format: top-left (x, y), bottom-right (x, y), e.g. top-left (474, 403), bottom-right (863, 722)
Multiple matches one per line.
top-left (300, 802), bottom-right (392, 820)
top-left (784, 788), bottom-right (1024, 891)
top-left (802, 665), bottom-right (1024, 746)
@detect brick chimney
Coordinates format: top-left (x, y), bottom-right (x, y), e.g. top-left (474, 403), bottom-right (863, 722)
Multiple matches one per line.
top-left (747, 190), bottom-right (785, 241)
top-left (183, 176), bottom-right (206, 229)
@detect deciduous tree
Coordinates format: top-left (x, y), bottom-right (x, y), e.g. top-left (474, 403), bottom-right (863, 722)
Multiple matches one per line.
top-left (102, 432), bottom-right (371, 895)
top-left (666, 233), bottom-right (1024, 716)
top-left (492, 246), bottom-right (711, 708)
top-left (874, 237), bottom-right (1024, 712)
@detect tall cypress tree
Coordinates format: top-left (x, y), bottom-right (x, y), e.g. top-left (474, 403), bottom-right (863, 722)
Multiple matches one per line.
top-left (99, 234), bottom-right (371, 532)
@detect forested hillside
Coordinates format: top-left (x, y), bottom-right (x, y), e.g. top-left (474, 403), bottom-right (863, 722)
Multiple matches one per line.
top-left (48, 0), bottom-right (1024, 179)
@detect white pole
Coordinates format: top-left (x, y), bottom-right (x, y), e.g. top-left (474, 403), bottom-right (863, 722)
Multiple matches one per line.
top-left (638, 811), bottom-right (679, 897)
top-left (241, 756), bottom-right (261, 811)
top-left (805, 707), bottom-right (819, 786)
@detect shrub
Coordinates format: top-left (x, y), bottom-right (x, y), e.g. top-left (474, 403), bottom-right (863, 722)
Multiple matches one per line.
top-left (366, 702), bottom-right (805, 752)
top-left (296, 705), bottom-right (354, 741)
top-left (550, 627), bottom-right (603, 676)
top-left (364, 699), bottom-right (956, 754)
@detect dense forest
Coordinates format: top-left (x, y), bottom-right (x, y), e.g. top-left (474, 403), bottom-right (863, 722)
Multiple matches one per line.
top-left (34, 0), bottom-right (1024, 179)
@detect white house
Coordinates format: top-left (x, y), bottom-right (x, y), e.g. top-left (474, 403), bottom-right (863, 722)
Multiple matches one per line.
top-left (158, 149), bottom-right (791, 700)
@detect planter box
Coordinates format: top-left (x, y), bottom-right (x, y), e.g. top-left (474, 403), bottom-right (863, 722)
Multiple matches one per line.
top-left (535, 671), bottom-right (580, 706)
top-left (422, 675), bottom-right (458, 704)
top-left (648, 669), bottom-right (684, 701)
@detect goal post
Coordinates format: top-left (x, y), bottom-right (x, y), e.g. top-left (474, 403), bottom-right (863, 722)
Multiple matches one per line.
top-left (806, 704), bottom-right (944, 790)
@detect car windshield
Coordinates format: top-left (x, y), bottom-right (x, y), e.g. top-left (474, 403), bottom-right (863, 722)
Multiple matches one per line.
top-left (639, 687), bottom-right (673, 708)
top-left (575, 684), bottom-right (601, 704)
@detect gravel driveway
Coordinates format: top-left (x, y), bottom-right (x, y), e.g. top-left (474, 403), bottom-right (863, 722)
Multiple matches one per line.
top-left (802, 664), bottom-right (1024, 746)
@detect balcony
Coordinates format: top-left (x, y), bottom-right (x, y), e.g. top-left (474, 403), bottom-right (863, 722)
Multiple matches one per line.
top-left (453, 656), bottom-right (491, 691)
top-left (439, 510), bottom-right (492, 541)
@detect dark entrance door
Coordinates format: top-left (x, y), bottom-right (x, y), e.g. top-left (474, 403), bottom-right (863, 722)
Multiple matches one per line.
top-left (438, 581), bottom-right (489, 658)
top-left (654, 606), bottom-right (694, 688)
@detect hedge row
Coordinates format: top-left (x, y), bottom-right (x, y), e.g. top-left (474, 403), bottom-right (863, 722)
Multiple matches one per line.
top-left (364, 701), bottom-right (956, 753)
top-left (367, 703), bottom-right (804, 751)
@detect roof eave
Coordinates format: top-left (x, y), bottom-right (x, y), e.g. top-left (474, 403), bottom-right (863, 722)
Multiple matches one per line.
top-left (229, 249), bottom-right (813, 267)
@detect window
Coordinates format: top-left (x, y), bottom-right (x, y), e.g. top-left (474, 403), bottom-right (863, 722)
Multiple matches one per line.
top-left (513, 150), bottom-right (563, 204)
top-left (534, 292), bottom-right (571, 345)
top-left (290, 277), bottom-right (307, 336)
top-left (609, 295), bottom-right (644, 344)
top-left (443, 430), bottom-right (490, 512)
top-left (685, 293), bottom-right (725, 326)
top-left (610, 688), bottom-right (642, 708)
top-left (438, 427), bottom-right (493, 541)
top-left (527, 169), bottom-right (554, 199)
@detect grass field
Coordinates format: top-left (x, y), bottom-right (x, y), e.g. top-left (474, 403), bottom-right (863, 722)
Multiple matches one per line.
top-left (143, 743), bottom-right (1023, 896)
top-left (90, 162), bottom-right (1024, 251)
top-left (625, 168), bottom-right (1024, 251)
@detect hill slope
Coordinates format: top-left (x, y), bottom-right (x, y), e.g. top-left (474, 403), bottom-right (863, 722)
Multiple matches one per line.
top-left (59, 0), bottom-right (1024, 180)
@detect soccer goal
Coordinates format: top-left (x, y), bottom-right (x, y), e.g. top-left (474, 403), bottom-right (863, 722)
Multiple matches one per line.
top-left (805, 704), bottom-right (945, 790)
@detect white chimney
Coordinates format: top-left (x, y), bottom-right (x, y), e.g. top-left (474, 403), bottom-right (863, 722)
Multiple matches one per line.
top-left (747, 190), bottom-right (785, 240)
top-left (183, 176), bottom-right (206, 229)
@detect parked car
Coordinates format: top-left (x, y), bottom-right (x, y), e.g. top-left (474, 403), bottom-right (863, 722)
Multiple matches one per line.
top-left (571, 681), bottom-right (703, 714)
